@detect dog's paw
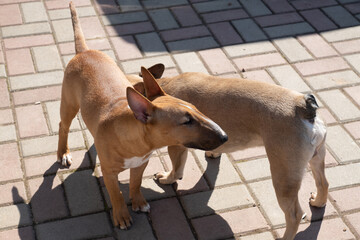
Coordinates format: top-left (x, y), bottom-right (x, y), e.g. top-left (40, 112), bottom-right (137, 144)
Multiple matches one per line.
top-left (57, 153), bottom-right (72, 167)
top-left (112, 207), bottom-right (133, 230)
top-left (309, 192), bottom-right (327, 208)
top-left (132, 202), bottom-right (150, 213)
top-left (131, 195), bottom-right (150, 213)
top-left (154, 171), bottom-right (179, 184)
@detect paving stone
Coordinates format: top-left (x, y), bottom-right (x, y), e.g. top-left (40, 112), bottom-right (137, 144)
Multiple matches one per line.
top-left (255, 12), bottom-right (303, 27)
top-left (268, 65), bottom-right (311, 93)
top-left (242, 70), bottom-right (276, 85)
top-left (262, 0), bottom-right (294, 13)
top-left (330, 186), bottom-right (360, 212)
top-left (161, 26), bottom-right (210, 42)
top-left (63, 169), bottom-right (104, 216)
top-left (0, 4), bottom-right (22, 26)
top-left (192, 207), bottom-right (269, 240)
top-left (345, 212), bottom-right (360, 236)
top-left (45, 101), bottom-right (81, 133)
top-left (273, 37), bottom-right (312, 63)
top-left (114, 206), bottom-right (155, 240)
top-left (5, 48), bottom-right (35, 75)
top-left (117, 0), bottom-right (142, 12)
top-left (237, 157), bottom-right (271, 181)
top-left (180, 185), bottom-right (254, 218)
top-left (4, 35), bottom-right (54, 49)
top-left (202, 9), bottom-right (248, 23)
top-left (345, 85), bottom-right (360, 106)
top-left (294, 57), bottom-right (349, 76)
top-left (16, 105), bottom-right (49, 138)
top-left (142, 0), bottom-right (188, 9)
top-left (10, 71), bottom-right (63, 91)
top-left (239, 231), bottom-right (275, 240)
top-left (21, 2), bottom-right (47, 23)
top-left (306, 70), bottom-right (360, 90)
top-left (199, 48), bottom-right (236, 75)
top-left (318, 90), bottom-right (360, 121)
top-left (33, 45), bottom-right (63, 72)
top-left (171, 5), bottom-right (201, 27)
top-left (150, 198), bottom-right (195, 240)
top-left (12, 86), bottom-right (61, 105)
top-left (0, 143), bottom-right (22, 181)
top-left (318, 108), bottom-right (337, 125)
top-left (149, 9), bottom-right (179, 30)
top-left (233, 53), bottom-right (286, 71)
top-left (322, 5), bottom-right (359, 27)
top-left (49, 6), bottom-right (96, 20)
top-left (21, 131), bottom-right (85, 157)
top-left (208, 22), bottom-right (243, 46)
top-left (0, 204), bottom-right (32, 228)
top-left (195, 150), bottom-right (241, 187)
top-left (136, 32), bottom-right (167, 56)
top-left (239, 0), bottom-right (271, 17)
top-left (0, 65), bottom-right (6, 77)
top-left (333, 39), bottom-right (360, 54)
top-left (291, 0), bottom-right (337, 10)
top-left (45, 0), bottom-right (91, 9)
top-left (167, 36), bottom-right (218, 52)
top-left (300, 9), bottom-right (338, 31)
top-left (106, 21), bottom-right (154, 36)
top-left (193, 0), bottom-right (240, 13)
top-left (264, 22), bottom-right (314, 38)
top-left (35, 212), bottom-right (112, 240)
top-left (224, 41), bottom-right (276, 57)
top-left (109, 36), bottom-right (141, 61)
top-left (173, 52), bottom-right (208, 73)
top-left (321, 25), bottom-right (360, 42)
top-left (0, 181), bottom-right (26, 205)
top-left (297, 34), bottom-right (338, 58)
top-left (59, 38), bottom-right (111, 55)
top-left (101, 12), bottom-right (147, 25)
top-left (0, 109), bottom-right (13, 125)
top-left (230, 146), bottom-right (267, 160)
top-left (94, 0), bottom-right (119, 15)
top-left (51, 19), bottom-right (72, 42)
top-left (121, 55), bottom-right (175, 74)
top-left (325, 125), bottom-right (360, 163)
top-left (276, 218), bottom-right (354, 240)
top-left (0, 125), bottom-right (17, 142)
top-left (345, 2), bottom-right (360, 14)
top-left (1, 22), bottom-right (52, 38)
top-left (344, 121), bottom-right (360, 139)
top-left (28, 175), bottom-right (69, 222)
top-left (0, 226), bottom-right (35, 240)
top-left (232, 18), bottom-right (267, 42)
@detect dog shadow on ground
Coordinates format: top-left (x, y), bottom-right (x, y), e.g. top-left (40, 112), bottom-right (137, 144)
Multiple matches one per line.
top-left (293, 204), bottom-right (326, 240)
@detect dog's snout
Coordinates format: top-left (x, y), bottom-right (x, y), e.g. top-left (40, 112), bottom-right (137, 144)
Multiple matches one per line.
top-left (220, 133), bottom-right (228, 143)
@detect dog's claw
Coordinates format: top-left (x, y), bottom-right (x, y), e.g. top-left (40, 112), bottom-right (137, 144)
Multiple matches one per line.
top-left (58, 153), bottom-right (72, 167)
top-left (141, 203), bottom-right (150, 213)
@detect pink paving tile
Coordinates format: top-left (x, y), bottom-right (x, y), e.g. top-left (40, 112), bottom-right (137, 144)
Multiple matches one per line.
top-left (298, 34), bottom-right (338, 58)
top-left (171, 5), bottom-right (201, 26)
top-left (0, 79), bottom-right (10, 108)
top-left (150, 198), bottom-right (194, 240)
top-left (324, 149), bottom-right (338, 167)
top-left (162, 153), bottom-right (209, 195)
top-left (208, 22), bottom-right (243, 46)
top-left (15, 105), bottom-right (49, 138)
top-left (192, 207), bottom-right (269, 240)
top-left (163, 68), bottom-right (179, 78)
top-left (231, 146), bottom-right (267, 160)
top-left (110, 36), bottom-right (142, 60)
top-left (106, 22), bottom-right (154, 36)
top-left (0, 143), bottom-right (22, 181)
top-left (0, 109), bottom-right (13, 125)
top-left (202, 9), bottom-right (248, 23)
top-left (333, 39), bottom-right (360, 54)
top-left (160, 26), bottom-right (210, 42)
top-left (344, 121), bottom-right (360, 139)
top-left (4, 35), bottom-right (54, 50)
top-left (12, 86), bottom-right (61, 105)
top-left (294, 57), bottom-right (349, 76)
top-left (242, 69), bottom-right (276, 85)
top-left (45, 0), bottom-right (91, 9)
top-left (199, 48), bottom-right (236, 75)
top-left (28, 175), bottom-right (69, 222)
top-left (80, 17), bottom-right (106, 39)
top-left (59, 39), bottom-right (111, 55)
top-left (317, 108), bottom-right (337, 125)
top-left (346, 212), bottom-right (360, 236)
top-left (0, 0), bottom-right (35, 3)
top-left (300, 9), bottom-right (337, 31)
top-left (0, 48), bottom-right (4, 63)
top-left (330, 186), bottom-right (360, 212)
top-left (5, 49), bottom-right (34, 76)
top-left (94, 0), bottom-right (119, 14)
top-left (0, 181), bottom-right (26, 204)
top-left (255, 12), bottom-right (303, 27)
top-left (0, 4), bottom-right (22, 26)
top-left (24, 150), bottom-right (91, 177)
top-left (345, 85), bottom-right (360, 106)
top-left (0, 226), bottom-right (35, 240)
top-left (233, 53), bottom-right (286, 71)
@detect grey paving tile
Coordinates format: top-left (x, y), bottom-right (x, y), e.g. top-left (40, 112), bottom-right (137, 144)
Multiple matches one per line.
top-left (273, 37), bottom-right (312, 63)
top-left (136, 32), bottom-right (167, 56)
top-left (167, 36), bottom-right (218, 52)
top-left (45, 101), bottom-right (81, 133)
top-left (322, 5), bottom-right (359, 27)
top-left (120, 55), bottom-right (175, 74)
top-left (306, 70), bottom-right (360, 90)
top-left (33, 45), bottom-right (63, 71)
top-left (142, 0), bottom-right (188, 9)
top-left (232, 18), bottom-right (267, 42)
top-left (173, 52), bottom-right (208, 73)
top-left (21, 2), bottom-right (48, 23)
top-left (264, 22), bottom-right (314, 38)
top-left (2, 23), bottom-right (51, 38)
top-left (149, 9), bottom-right (179, 30)
top-left (193, 0), bottom-right (241, 13)
top-left (117, 0), bottom-right (142, 12)
top-left (224, 41), bottom-right (276, 57)
top-left (326, 162), bottom-right (360, 189)
top-left (239, 0), bottom-right (271, 16)
top-left (237, 157), bottom-right (271, 181)
top-left (101, 12), bottom-right (147, 25)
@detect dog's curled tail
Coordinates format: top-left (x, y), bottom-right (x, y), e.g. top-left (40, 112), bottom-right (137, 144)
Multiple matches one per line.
top-left (69, 2), bottom-right (88, 54)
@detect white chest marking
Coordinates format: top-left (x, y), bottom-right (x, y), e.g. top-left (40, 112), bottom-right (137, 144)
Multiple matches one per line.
top-left (123, 151), bottom-right (153, 169)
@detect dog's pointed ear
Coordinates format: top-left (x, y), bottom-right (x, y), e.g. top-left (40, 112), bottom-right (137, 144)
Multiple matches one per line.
top-left (141, 66), bottom-right (165, 99)
top-left (147, 63), bottom-right (165, 79)
top-left (126, 87), bottom-right (153, 123)
top-left (133, 82), bottom-right (145, 95)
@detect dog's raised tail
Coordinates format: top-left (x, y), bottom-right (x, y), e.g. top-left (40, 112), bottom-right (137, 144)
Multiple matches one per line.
top-left (69, 2), bottom-right (88, 54)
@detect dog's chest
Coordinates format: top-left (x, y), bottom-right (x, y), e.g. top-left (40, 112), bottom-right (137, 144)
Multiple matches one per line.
top-left (122, 151), bottom-right (153, 169)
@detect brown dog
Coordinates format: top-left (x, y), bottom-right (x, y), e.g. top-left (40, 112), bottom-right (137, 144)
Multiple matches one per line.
top-left (129, 64), bottom-right (328, 240)
top-left (57, 4), bottom-right (227, 230)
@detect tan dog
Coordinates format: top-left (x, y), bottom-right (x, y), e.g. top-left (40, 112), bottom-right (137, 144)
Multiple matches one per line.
top-left (57, 4), bottom-right (227, 230)
top-left (129, 64), bottom-right (328, 240)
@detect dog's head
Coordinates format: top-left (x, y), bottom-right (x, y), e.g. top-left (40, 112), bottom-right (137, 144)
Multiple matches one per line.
top-left (126, 67), bottom-right (227, 151)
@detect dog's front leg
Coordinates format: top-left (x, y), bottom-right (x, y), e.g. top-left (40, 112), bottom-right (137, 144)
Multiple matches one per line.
top-left (129, 161), bottom-right (150, 212)
top-left (155, 145), bottom-right (188, 184)
top-left (103, 172), bottom-right (132, 229)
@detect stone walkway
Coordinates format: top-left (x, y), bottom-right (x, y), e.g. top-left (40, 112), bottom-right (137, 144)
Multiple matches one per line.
top-left (1, 0), bottom-right (360, 239)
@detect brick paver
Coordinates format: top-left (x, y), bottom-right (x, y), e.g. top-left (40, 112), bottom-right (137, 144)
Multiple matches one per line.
top-left (1, 1), bottom-right (360, 239)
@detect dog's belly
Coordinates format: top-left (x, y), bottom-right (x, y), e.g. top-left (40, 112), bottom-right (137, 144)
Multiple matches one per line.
top-left (122, 151), bottom-right (153, 169)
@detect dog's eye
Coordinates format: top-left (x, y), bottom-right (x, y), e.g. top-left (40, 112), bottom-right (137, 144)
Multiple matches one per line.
top-left (182, 117), bottom-right (193, 125)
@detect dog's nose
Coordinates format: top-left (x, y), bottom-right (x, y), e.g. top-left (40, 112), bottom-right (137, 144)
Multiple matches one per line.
top-left (220, 133), bottom-right (228, 143)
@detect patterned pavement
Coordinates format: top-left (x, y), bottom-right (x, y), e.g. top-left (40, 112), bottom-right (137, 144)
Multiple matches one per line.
top-left (1, 0), bottom-right (360, 239)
